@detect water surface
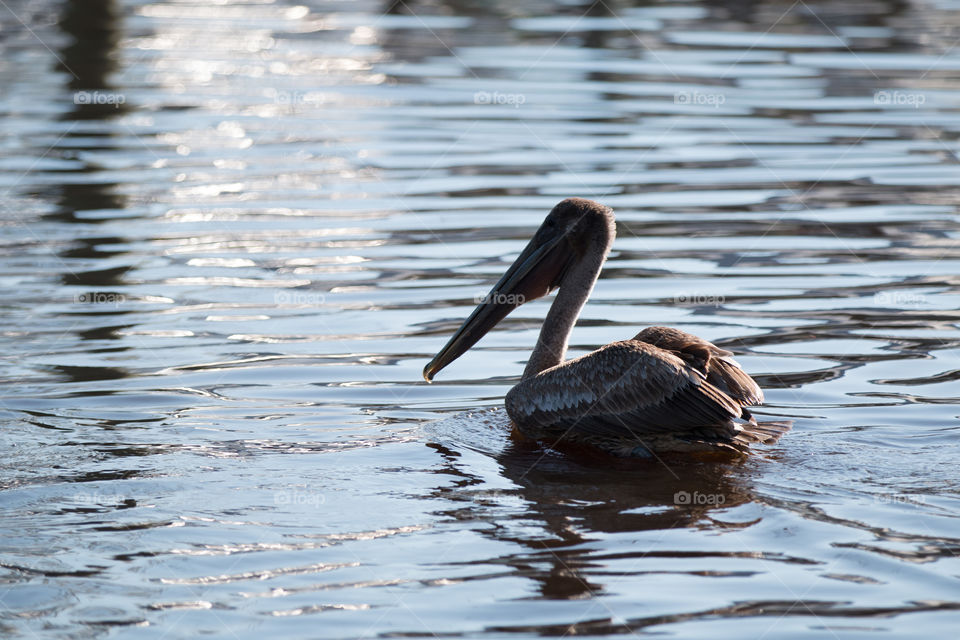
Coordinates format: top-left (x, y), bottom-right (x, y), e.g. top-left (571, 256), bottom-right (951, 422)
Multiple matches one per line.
top-left (3, 0), bottom-right (960, 637)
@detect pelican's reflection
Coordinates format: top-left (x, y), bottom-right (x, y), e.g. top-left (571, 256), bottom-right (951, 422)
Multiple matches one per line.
top-left (497, 441), bottom-right (754, 599)
top-left (428, 429), bottom-right (756, 601)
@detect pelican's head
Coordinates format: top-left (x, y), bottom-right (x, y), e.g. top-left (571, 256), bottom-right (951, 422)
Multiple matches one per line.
top-left (423, 198), bottom-right (614, 381)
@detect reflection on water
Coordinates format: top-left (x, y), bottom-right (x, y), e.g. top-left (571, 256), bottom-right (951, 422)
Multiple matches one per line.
top-left (2, 0), bottom-right (960, 636)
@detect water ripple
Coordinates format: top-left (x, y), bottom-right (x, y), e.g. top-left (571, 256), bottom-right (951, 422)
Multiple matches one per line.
top-left (3, 0), bottom-right (960, 637)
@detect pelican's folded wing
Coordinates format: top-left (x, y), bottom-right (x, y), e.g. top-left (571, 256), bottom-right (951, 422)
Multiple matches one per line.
top-left (504, 340), bottom-right (745, 441)
top-left (708, 355), bottom-right (764, 406)
top-left (633, 326), bottom-right (764, 407)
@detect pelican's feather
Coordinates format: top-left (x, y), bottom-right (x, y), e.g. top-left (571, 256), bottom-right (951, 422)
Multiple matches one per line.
top-left (505, 340), bottom-right (747, 444)
top-left (633, 326), bottom-right (764, 406)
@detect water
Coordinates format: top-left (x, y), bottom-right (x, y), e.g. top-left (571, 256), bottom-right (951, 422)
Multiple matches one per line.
top-left (2, 0), bottom-right (960, 636)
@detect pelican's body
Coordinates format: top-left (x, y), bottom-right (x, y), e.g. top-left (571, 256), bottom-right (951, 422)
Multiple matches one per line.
top-left (424, 198), bottom-right (786, 457)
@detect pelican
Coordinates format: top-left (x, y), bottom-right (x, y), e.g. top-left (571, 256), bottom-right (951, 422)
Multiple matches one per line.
top-left (423, 198), bottom-right (787, 457)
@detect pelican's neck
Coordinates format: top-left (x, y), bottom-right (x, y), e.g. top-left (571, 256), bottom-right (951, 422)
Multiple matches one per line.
top-left (522, 232), bottom-right (612, 380)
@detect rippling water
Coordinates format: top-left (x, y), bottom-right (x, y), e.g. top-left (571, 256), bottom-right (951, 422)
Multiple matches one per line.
top-left (3, 0), bottom-right (960, 636)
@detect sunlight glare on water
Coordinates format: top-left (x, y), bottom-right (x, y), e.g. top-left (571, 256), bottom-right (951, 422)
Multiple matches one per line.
top-left (2, 0), bottom-right (960, 637)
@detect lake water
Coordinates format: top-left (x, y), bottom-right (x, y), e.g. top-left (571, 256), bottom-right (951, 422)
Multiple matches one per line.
top-left (3, 0), bottom-right (960, 637)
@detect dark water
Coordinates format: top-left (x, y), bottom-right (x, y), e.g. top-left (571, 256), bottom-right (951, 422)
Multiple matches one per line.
top-left (3, 0), bottom-right (960, 636)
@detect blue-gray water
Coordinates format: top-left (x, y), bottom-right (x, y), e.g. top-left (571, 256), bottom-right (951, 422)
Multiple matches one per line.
top-left (3, 0), bottom-right (960, 637)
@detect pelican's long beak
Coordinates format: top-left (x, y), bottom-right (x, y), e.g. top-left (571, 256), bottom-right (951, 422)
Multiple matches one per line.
top-left (423, 224), bottom-right (570, 381)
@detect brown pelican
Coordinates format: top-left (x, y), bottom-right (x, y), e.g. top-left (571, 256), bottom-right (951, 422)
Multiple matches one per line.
top-left (423, 198), bottom-right (787, 457)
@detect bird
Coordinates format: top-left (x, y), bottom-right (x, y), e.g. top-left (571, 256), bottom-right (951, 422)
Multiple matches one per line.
top-left (423, 198), bottom-right (787, 457)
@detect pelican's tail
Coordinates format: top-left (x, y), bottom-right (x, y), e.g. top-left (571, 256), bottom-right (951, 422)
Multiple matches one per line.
top-left (733, 418), bottom-right (792, 446)
top-left (681, 415), bottom-right (792, 456)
